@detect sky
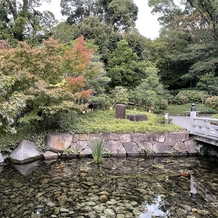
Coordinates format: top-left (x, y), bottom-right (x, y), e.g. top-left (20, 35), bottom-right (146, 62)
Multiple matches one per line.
top-left (41, 0), bottom-right (161, 39)
top-left (133, 0), bottom-right (160, 39)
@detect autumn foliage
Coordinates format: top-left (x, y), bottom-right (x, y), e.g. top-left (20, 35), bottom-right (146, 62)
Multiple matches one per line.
top-left (63, 35), bottom-right (93, 76)
top-left (0, 36), bottom-right (95, 133)
top-left (0, 40), bottom-right (10, 49)
top-left (66, 75), bottom-right (92, 99)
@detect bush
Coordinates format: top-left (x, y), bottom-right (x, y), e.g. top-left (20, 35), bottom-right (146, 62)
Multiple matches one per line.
top-left (205, 96), bottom-right (218, 111)
top-left (90, 94), bottom-right (113, 109)
top-left (172, 90), bottom-right (209, 105)
top-left (110, 86), bottom-right (129, 105)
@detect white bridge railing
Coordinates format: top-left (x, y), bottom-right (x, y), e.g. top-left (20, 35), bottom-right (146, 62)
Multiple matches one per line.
top-left (190, 117), bottom-right (218, 139)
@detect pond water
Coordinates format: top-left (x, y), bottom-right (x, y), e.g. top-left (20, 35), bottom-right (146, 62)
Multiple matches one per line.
top-left (1, 156), bottom-right (218, 218)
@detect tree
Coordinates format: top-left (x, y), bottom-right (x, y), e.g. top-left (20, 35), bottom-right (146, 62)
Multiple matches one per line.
top-left (197, 72), bottom-right (218, 96)
top-left (52, 17), bottom-right (123, 64)
top-left (123, 30), bottom-right (149, 60)
top-left (0, 0), bottom-right (57, 45)
top-left (106, 39), bottom-right (140, 89)
top-left (62, 35), bottom-right (93, 77)
top-left (61, 0), bottom-right (137, 31)
top-left (146, 32), bottom-right (191, 89)
top-left (52, 22), bottom-right (77, 43)
top-left (107, 0), bottom-right (138, 31)
top-left (148, 0), bottom-right (218, 90)
top-left (129, 62), bottom-right (167, 111)
top-left (0, 36), bottom-right (102, 133)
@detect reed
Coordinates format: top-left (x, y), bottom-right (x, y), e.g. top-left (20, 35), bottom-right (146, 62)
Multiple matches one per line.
top-left (92, 139), bottom-right (104, 163)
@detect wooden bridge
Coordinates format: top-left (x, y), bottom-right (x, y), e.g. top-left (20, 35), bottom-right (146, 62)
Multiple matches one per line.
top-left (190, 116), bottom-right (218, 146)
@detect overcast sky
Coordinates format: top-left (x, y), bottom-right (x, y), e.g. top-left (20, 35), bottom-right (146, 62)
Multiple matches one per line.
top-left (41, 0), bottom-right (160, 39)
top-left (133, 0), bottom-right (160, 39)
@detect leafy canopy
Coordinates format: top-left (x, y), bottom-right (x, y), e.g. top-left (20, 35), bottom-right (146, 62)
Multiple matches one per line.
top-left (0, 36), bottom-right (103, 133)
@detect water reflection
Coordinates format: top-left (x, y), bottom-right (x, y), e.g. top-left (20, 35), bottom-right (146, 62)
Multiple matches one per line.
top-left (11, 160), bottom-right (41, 176)
top-left (139, 195), bottom-right (170, 218)
top-left (0, 157), bottom-right (218, 217)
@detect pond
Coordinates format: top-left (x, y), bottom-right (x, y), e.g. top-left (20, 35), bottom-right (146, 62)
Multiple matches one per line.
top-left (1, 156), bottom-right (218, 218)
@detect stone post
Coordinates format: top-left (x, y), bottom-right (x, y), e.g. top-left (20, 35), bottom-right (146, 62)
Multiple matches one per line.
top-left (115, 104), bottom-right (126, 119)
top-left (190, 103), bottom-right (196, 132)
top-left (164, 112), bottom-right (169, 124)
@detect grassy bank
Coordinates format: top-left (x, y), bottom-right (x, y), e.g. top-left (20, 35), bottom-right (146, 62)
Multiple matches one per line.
top-left (68, 109), bottom-right (183, 134)
top-left (166, 103), bottom-right (217, 115)
top-left (0, 109), bottom-right (185, 151)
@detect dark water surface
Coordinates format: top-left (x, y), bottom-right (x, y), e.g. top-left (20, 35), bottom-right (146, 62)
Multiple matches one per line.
top-left (1, 156), bottom-right (218, 217)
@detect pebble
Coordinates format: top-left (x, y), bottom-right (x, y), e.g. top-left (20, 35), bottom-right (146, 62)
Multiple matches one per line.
top-left (0, 157), bottom-right (217, 217)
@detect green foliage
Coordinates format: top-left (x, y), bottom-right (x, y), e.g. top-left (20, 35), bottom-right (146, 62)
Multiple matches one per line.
top-left (110, 86), bottom-right (129, 105)
top-left (197, 72), bottom-right (218, 96)
top-left (68, 110), bottom-right (183, 134)
top-left (61, 0), bottom-right (137, 31)
top-left (92, 139), bottom-right (104, 163)
top-left (129, 64), bottom-right (167, 112)
top-left (123, 30), bottom-right (148, 60)
top-left (107, 40), bottom-right (140, 89)
top-left (147, 0), bottom-right (218, 91)
top-left (172, 90), bottom-right (209, 105)
top-left (205, 96), bottom-right (218, 111)
top-left (0, 0), bottom-right (57, 44)
top-left (107, 0), bottom-right (138, 31)
top-left (0, 91), bottom-right (26, 134)
top-left (90, 94), bottom-right (112, 110)
top-left (167, 103), bottom-right (216, 115)
top-left (0, 37), bottom-right (105, 133)
top-left (0, 128), bottom-right (46, 152)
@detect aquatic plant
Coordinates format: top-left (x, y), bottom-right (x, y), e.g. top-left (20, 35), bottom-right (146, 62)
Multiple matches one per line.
top-left (92, 139), bottom-right (104, 163)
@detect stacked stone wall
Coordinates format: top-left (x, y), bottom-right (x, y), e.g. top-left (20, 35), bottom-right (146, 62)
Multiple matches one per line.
top-left (0, 131), bottom-right (199, 165)
top-left (63, 131), bottom-right (198, 158)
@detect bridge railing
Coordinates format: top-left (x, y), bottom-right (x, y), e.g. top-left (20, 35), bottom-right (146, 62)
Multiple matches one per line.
top-left (191, 117), bottom-right (218, 138)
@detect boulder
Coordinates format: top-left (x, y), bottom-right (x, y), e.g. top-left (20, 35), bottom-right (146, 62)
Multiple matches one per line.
top-left (127, 114), bottom-right (147, 122)
top-left (47, 133), bottom-right (72, 152)
top-left (123, 142), bottom-right (139, 156)
top-left (9, 140), bottom-right (42, 164)
top-left (104, 140), bottom-right (126, 156)
top-left (185, 140), bottom-right (198, 154)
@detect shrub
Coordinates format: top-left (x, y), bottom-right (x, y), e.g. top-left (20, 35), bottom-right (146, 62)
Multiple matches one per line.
top-left (205, 96), bottom-right (218, 111)
top-left (172, 90), bottom-right (209, 105)
top-left (90, 94), bottom-right (112, 109)
top-left (110, 86), bottom-right (129, 105)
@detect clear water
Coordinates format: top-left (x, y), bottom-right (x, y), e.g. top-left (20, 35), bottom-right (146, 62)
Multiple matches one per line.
top-left (0, 156), bottom-right (218, 217)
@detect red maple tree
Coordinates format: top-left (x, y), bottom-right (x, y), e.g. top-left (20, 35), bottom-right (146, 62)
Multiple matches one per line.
top-left (63, 35), bottom-right (93, 76)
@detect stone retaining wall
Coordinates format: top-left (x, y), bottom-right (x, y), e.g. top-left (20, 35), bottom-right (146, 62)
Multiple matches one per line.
top-left (64, 131), bottom-right (198, 158)
top-left (1, 131), bottom-right (199, 165)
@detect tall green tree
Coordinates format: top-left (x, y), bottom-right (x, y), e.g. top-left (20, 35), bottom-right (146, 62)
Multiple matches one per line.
top-left (60, 0), bottom-right (137, 31)
top-left (106, 40), bottom-right (140, 89)
top-left (148, 0), bottom-right (218, 89)
top-left (123, 30), bottom-right (149, 61)
top-left (107, 0), bottom-right (138, 31)
top-left (0, 0), bottom-right (57, 44)
top-left (52, 17), bottom-right (122, 64)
